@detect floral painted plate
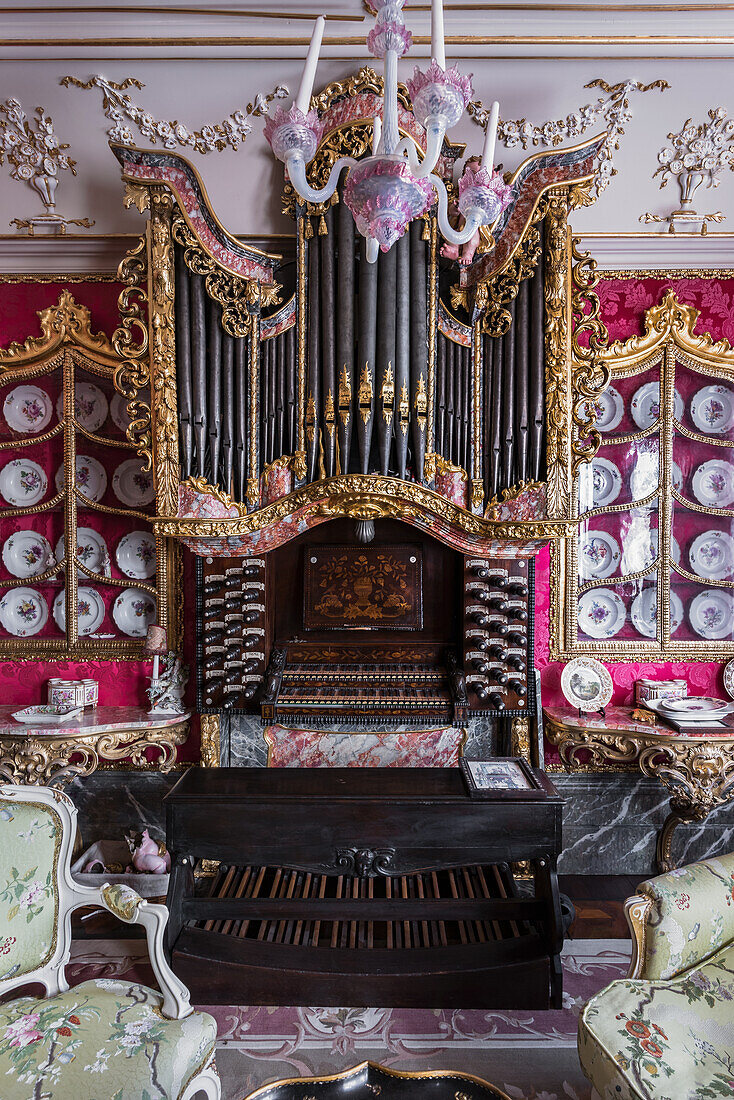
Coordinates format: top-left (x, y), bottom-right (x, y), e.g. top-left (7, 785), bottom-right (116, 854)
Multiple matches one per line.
top-left (691, 384), bottom-right (734, 435)
top-left (2, 532), bottom-right (54, 579)
top-left (3, 385), bottom-right (53, 434)
top-left (113, 586), bottom-right (157, 637)
top-left (724, 659), bottom-right (734, 700)
top-left (579, 457), bottom-right (622, 509)
top-left (588, 386), bottom-right (624, 433)
top-left (0, 586), bottom-right (48, 637)
top-left (56, 382), bottom-right (109, 433)
top-left (53, 587), bottom-right (106, 636)
top-left (630, 587), bottom-right (684, 638)
top-left (12, 704), bottom-right (83, 725)
top-left (116, 531), bottom-right (156, 580)
top-left (630, 381), bottom-right (683, 430)
top-left (578, 588), bottom-right (626, 638)
top-left (560, 656), bottom-right (613, 711)
top-left (578, 530), bottom-right (621, 580)
top-left (689, 530), bottom-right (734, 581)
top-left (0, 458), bottom-right (48, 506)
top-left (55, 528), bottom-right (110, 579)
top-left (689, 589), bottom-right (734, 640)
top-left (692, 459), bottom-right (734, 508)
top-left (55, 455), bottom-right (107, 503)
top-left (113, 459), bottom-right (155, 507)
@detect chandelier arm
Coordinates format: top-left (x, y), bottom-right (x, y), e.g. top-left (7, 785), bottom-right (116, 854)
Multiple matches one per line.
top-left (394, 118), bottom-right (445, 180)
top-left (286, 153), bottom-right (357, 205)
top-left (432, 173), bottom-right (485, 246)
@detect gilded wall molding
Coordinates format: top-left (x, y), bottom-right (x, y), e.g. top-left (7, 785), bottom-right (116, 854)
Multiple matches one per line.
top-left (147, 187), bottom-right (180, 517)
top-left (0, 289), bottom-right (115, 365)
top-left (569, 237), bottom-right (610, 475)
top-left (601, 288), bottom-right (734, 368)
top-left (200, 715), bottom-right (221, 768)
top-left (112, 234), bottom-right (151, 460)
top-left (543, 188), bottom-right (571, 519)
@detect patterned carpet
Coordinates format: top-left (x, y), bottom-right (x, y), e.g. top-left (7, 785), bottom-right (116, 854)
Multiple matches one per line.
top-left (65, 938), bottom-right (630, 1100)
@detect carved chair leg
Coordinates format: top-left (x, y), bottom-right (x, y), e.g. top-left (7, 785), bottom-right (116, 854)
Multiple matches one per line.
top-left (656, 807), bottom-right (689, 873)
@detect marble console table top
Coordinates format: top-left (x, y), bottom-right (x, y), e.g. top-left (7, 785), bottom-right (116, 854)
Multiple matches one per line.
top-left (544, 705), bottom-right (734, 741)
top-left (0, 705), bottom-right (190, 739)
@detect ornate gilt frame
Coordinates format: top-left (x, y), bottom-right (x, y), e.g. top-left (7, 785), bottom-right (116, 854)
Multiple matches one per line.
top-left (552, 288), bottom-right (734, 661)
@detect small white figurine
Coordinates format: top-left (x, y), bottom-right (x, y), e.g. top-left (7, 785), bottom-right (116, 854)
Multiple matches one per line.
top-left (146, 650), bottom-right (188, 716)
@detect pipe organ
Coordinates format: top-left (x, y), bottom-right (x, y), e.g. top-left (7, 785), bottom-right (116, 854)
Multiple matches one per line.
top-left (111, 67), bottom-right (608, 748)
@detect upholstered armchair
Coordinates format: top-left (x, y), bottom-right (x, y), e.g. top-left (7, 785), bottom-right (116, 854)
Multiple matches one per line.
top-left (579, 852), bottom-right (734, 1100)
top-left (0, 783), bottom-right (219, 1099)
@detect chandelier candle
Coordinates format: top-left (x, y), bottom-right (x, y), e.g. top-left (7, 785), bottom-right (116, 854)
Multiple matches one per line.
top-left (295, 16), bottom-right (326, 114)
top-left (481, 100), bottom-right (500, 171)
top-left (431, 0), bottom-right (446, 68)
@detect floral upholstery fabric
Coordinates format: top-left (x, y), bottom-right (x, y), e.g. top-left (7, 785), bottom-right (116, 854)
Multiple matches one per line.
top-left (579, 941), bottom-right (734, 1100)
top-left (0, 978), bottom-right (217, 1100)
top-left (102, 883), bottom-right (143, 922)
top-left (0, 800), bottom-right (60, 982)
top-left (636, 853), bottom-right (734, 979)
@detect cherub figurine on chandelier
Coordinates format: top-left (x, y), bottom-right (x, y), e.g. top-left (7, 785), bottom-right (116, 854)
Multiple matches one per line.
top-left (264, 0), bottom-right (513, 262)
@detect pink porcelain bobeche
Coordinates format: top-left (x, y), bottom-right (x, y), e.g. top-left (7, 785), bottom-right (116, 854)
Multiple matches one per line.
top-left (263, 103), bottom-right (324, 164)
top-left (407, 61), bottom-right (473, 128)
top-left (343, 155), bottom-right (434, 252)
top-left (367, 20), bottom-right (412, 58)
top-left (457, 162), bottom-right (514, 221)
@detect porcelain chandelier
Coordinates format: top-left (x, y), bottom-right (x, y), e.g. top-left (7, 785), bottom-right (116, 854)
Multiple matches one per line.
top-left (264, 0), bottom-right (512, 262)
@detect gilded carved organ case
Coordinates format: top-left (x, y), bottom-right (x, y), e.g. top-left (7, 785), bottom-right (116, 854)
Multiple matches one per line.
top-left (111, 67), bottom-right (610, 742)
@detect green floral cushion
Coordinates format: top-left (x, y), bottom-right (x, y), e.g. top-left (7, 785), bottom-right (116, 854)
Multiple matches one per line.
top-left (0, 978), bottom-right (217, 1100)
top-left (637, 853), bottom-right (734, 980)
top-left (579, 941), bottom-right (734, 1100)
top-left (0, 800), bottom-right (61, 982)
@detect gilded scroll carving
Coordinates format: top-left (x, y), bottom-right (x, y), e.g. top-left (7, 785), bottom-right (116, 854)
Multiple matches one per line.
top-left (148, 188), bottom-right (180, 517)
top-left (112, 235), bottom-right (152, 460)
top-left (544, 188), bottom-right (571, 519)
top-left (569, 238), bottom-right (610, 475)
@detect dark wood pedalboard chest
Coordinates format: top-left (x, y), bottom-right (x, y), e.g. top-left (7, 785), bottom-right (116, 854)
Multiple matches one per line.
top-left (164, 766), bottom-right (564, 1009)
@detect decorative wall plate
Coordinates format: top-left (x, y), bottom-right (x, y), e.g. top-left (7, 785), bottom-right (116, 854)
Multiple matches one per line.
top-left (0, 586), bottom-right (48, 636)
top-left (113, 459), bottom-right (155, 507)
top-left (3, 385), bottom-right (52, 434)
top-left (672, 461), bottom-right (683, 493)
top-left (724, 659), bottom-right (734, 700)
top-left (55, 528), bottom-right (110, 578)
top-left (630, 381), bottom-right (683, 429)
top-left (0, 458), bottom-right (48, 506)
top-left (692, 459), bottom-right (734, 508)
top-left (110, 392), bottom-right (131, 432)
top-left (689, 589), bottom-right (734, 639)
top-left (561, 656), bottom-right (614, 711)
top-left (591, 386), bottom-right (624, 432)
top-left (648, 529), bottom-right (681, 566)
top-left (589, 457), bottom-right (622, 507)
top-left (578, 530), bottom-right (621, 579)
top-left (629, 450), bottom-right (659, 501)
top-left (53, 587), bottom-right (106, 636)
top-left (2, 532), bottom-right (54, 579)
top-left (55, 455), bottom-right (107, 503)
top-left (116, 531), bottom-right (156, 579)
top-left (578, 588), bottom-right (626, 638)
top-left (691, 384), bottom-right (734, 435)
top-left (689, 530), bottom-right (734, 581)
top-left (630, 587), bottom-right (684, 638)
top-left (112, 586), bottom-right (157, 636)
top-left (56, 382), bottom-right (109, 433)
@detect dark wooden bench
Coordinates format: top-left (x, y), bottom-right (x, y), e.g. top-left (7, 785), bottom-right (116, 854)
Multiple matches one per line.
top-left (164, 766), bottom-right (564, 1008)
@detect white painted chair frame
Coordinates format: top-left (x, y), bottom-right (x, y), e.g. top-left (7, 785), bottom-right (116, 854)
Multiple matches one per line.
top-left (0, 783), bottom-right (220, 1100)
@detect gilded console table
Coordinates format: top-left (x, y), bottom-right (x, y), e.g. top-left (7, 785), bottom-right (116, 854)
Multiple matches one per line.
top-left (0, 706), bottom-right (190, 786)
top-left (544, 705), bottom-right (734, 873)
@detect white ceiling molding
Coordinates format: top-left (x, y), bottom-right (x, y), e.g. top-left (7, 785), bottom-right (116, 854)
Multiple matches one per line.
top-left (0, 234), bottom-right (136, 273)
top-left (575, 232), bottom-right (734, 269)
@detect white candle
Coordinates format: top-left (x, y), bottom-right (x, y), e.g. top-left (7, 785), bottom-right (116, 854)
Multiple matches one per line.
top-left (481, 100), bottom-right (500, 172)
top-left (295, 15), bottom-right (326, 114)
top-left (372, 115), bottom-right (382, 155)
top-left (431, 0), bottom-right (446, 68)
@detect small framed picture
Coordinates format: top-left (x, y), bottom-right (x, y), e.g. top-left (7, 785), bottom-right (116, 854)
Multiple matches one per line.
top-left (460, 757), bottom-right (543, 799)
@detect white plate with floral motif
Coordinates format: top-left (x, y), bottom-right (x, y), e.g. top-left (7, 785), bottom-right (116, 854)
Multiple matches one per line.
top-left (630, 381), bottom-right (683, 429)
top-left (116, 531), bottom-right (156, 580)
top-left (55, 455), bottom-right (107, 503)
top-left (692, 460), bottom-right (734, 508)
top-left (56, 382), bottom-right (109, 433)
top-left (689, 589), bottom-right (734, 640)
top-left (2, 532), bottom-right (54, 579)
top-left (3, 385), bottom-right (53, 434)
top-left (630, 587), bottom-right (684, 638)
top-left (0, 459), bottom-right (48, 506)
top-left (578, 588), bottom-right (626, 638)
top-left (110, 392), bottom-right (131, 432)
top-left (588, 386), bottom-right (624, 433)
top-left (112, 459), bottom-right (155, 507)
top-left (689, 530), bottom-right (734, 581)
top-left (113, 586), bottom-right (157, 637)
top-left (578, 530), bottom-right (621, 579)
top-left (723, 659), bottom-right (734, 700)
top-left (691, 385), bottom-right (734, 435)
top-left (580, 457), bottom-right (622, 509)
top-left (561, 656), bottom-right (614, 711)
top-left (0, 586), bottom-right (48, 637)
top-left (53, 587), bottom-right (106, 636)
top-left (55, 529), bottom-right (110, 579)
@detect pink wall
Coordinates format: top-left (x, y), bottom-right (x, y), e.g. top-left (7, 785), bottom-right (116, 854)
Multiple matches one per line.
top-left (537, 275), bottom-right (734, 763)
